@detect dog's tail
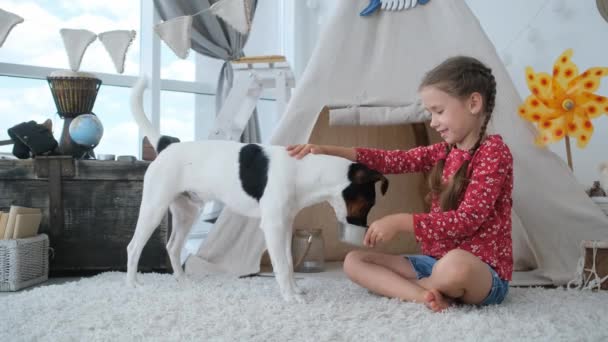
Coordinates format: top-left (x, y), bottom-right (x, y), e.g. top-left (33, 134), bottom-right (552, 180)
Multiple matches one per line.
top-left (130, 77), bottom-right (180, 153)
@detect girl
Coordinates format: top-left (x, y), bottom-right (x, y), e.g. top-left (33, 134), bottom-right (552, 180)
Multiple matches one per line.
top-left (286, 56), bottom-right (513, 312)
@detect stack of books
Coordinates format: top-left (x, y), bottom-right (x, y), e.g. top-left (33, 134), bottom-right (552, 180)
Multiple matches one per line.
top-left (0, 206), bottom-right (42, 240)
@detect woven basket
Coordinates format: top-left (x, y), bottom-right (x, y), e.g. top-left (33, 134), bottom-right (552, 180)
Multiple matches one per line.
top-left (0, 234), bottom-right (49, 291)
top-left (47, 77), bottom-right (102, 118)
top-left (582, 240), bottom-right (608, 290)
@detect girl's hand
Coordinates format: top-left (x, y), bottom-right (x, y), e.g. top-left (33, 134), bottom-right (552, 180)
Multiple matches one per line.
top-left (364, 213), bottom-right (413, 248)
top-left (286, 144), bottom-right (325, 159)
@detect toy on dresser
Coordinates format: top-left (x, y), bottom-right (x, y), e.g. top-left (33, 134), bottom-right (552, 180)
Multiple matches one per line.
top-left (587, 162), bottom-right (608, 218)
top-left (600, 162), bottom-right (608, 194)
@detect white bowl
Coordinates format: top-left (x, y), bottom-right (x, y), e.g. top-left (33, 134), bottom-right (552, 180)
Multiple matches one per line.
top-left (117, 155), bottom-right (137, 162)
top-left (591, 196), bottom-right (608, 216)
top-left (338, 222), bottom-right (368, 247)
top-left (97, 154), bottom-right (115, 161)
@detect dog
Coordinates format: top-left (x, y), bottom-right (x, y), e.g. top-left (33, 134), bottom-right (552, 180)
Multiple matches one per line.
top-left (126, 78), bottom-right (389, 302)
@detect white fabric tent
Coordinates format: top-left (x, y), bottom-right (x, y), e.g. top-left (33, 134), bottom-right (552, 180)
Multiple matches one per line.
top-left (186, 0), bottom-right (608, 285)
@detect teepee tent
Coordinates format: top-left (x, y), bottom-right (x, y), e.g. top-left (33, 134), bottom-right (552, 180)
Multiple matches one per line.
top-left (185, 0), bottom-right (608, 285)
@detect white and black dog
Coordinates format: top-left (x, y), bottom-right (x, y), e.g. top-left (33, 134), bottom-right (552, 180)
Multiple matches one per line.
top-left (126, 78), bottom-right (388, 302)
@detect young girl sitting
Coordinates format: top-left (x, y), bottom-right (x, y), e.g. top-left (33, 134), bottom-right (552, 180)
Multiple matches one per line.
top-left (287, 56), bottom-right (513, 312)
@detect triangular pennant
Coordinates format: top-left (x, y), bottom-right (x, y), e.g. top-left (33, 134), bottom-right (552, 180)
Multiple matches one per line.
top-left (0, 8), bottom-right (24, 47)
top-left (599, 0), bottom-right (608, 24)
top-left (154, 15), bottom-right (192, 59)
top-left (210, 0), bottom-right (251, 34)
top-left (98, 30), bottom-right (136, 74)
top-left (60, 28), bottom-right (97, 71)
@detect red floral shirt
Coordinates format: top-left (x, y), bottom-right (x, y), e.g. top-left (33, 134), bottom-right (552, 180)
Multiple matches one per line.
top-left (355, 135), bottom-right (513, 280)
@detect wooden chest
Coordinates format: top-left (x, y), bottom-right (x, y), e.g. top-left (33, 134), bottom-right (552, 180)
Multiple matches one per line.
top-left (0, 156), bottom-right (170, 276)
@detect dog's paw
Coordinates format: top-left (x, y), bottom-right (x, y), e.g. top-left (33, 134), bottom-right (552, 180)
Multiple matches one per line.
top-left (282, 291), bottom-right (306, 304)
top-left (293, 285), bottom-right (306, 295)
top-left (174, 272), bottom-right (187, 282)
top-left (175, 274), bottom-right (193, 287)
top-left (292, 294), bottom-right (306, 304)
top-left (126, 278), bottom-right (142, 288)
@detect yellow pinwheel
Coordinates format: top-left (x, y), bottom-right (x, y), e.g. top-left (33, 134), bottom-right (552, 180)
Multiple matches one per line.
top-left (518, 49), bottom-right (608, 153)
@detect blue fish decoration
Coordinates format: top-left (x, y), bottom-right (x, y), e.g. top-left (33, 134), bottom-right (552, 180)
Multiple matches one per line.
top-left (360, 0), bottom-right (430, 17)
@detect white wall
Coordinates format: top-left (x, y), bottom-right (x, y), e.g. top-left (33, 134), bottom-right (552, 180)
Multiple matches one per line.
top-left (288, 0), bottom-right (608, 188)
top-left (466, 0), bottom-right (608, 188)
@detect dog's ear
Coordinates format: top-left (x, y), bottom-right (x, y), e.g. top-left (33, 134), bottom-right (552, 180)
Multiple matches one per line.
top-left (349, 164), bottom-right (389, 195)
top-left (348, 164), bottom-right (369, 184)
top-left (370, 170), bottom-right (389, 195)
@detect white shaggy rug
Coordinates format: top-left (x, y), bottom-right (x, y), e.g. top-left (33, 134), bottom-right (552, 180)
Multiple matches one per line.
top-left (2, 269), bottom-right (608, 342)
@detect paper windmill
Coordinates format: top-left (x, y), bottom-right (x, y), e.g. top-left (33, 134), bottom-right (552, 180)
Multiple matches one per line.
top-left (518, 49), bottom-right (608, 168)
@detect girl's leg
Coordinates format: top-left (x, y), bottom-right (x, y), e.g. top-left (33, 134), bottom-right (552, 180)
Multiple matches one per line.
top-left (343, 250), bottom-right (428, 303)
top-left (417, 249), bottom-right (493, 311)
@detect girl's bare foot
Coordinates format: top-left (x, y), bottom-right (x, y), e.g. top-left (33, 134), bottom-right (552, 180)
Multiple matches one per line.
top-left (423, 289), bottom-right (451, 312)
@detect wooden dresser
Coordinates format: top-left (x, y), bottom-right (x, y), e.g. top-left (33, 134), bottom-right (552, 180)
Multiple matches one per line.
top-left (0, 156), bottom-right (170, 276)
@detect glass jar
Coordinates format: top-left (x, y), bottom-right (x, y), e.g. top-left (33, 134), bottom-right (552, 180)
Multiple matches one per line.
top-left (292, 228), bottom-right (325, 273)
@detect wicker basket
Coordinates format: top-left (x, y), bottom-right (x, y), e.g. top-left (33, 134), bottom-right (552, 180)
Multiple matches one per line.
top-left (47, 76), bottom-right (102, 118)
top-left (582, 240), bottom-right (608, 290)
top-left (0, 234), bottom-right (49, 291)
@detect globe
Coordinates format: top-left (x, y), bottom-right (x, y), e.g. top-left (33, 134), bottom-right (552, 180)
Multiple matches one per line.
top-left (69, 113), bottom-right (104, 147)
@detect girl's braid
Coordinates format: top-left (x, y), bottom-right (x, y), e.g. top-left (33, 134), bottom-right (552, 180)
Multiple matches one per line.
top-left (468, 63), bottom-right (496, 153)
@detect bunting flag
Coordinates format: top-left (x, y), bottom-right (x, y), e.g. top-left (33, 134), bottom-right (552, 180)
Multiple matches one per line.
top-left (60, 28), bottom-right (97, 71)
top-left (154, 15), bottom-right (193, 59)
top-left (155, 0), bottom-right (251, 60)
top-left (0, 8), bottom-right (24, 47)
top-left (209, 0), bottom-right (251, 34)
top-left (598, 0), bottom-right (608, 24)
top-left (98, 30), bottom-right (137, 74)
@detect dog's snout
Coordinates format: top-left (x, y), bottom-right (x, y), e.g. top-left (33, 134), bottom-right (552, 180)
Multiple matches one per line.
top-left (345, 196), bottom-right (375, 228)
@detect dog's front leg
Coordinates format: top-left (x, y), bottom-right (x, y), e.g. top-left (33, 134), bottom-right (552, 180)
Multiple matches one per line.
top-left (261, 217), bottom-right (304, 303)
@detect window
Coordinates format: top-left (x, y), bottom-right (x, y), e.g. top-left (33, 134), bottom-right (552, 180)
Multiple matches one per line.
top-left (1, 0), bottom-right (286, 158)
top-left (0, 1), bottom-right (141, 156)
top-left (0, 77), bottom-right (56, 154)
top-left (160, 91), bottom-right (195, 142)
top-left (1, 1), bottom-right (141, 75)
top-left (92, 85), bottom-right (139, 157)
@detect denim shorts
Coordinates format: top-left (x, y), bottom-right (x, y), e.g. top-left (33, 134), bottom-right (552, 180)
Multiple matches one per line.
top-left (405, 254), bottom-right (509, 306)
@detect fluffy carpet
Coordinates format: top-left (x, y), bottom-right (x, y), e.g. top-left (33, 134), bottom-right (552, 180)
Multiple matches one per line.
top-left (2, 270), bottom-right (608, 341)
